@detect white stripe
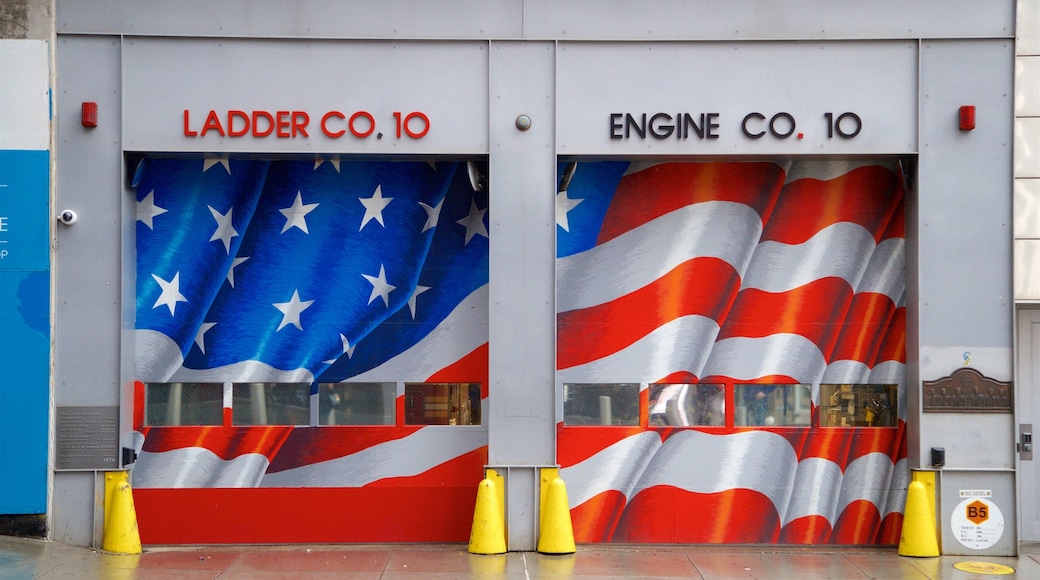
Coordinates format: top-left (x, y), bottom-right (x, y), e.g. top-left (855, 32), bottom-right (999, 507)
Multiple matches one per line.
top-left (557, 315), bottom-right (719, 382)
top-left (0, 41), bottom-right (50, 151)
top-left (701, 334), bottom-right (827, 383)
top-left (348, 285), bottom-right (489, 381)
top-left (740, 223), bottom-right (876, 293)
top-left (821, 359), bottom-right (871, 384)
top-left (881, 458), bottom-right (909, 518)
top-left (171, 359), bottom-right (315, 383)
top-left (856, 238), bottom-right (905, 300)
top-left (135, 329), bottom-right (186, 383)
top-left (132, 448), bottom-right (269, 488)
top-left (783, 160), bottom-right (897, 184)
top-left (781, 457), bottom-right (843, 526)
top-left (561, 431), bottom-right (663, 508)
top-left (259, 426), bottom-right (486, 487)
top-left (628, 430), bottom-right (798, 518)
top-left (835, 452), bottom-right (894, 516)
top-left (556, 201), bottom-right (762, 313)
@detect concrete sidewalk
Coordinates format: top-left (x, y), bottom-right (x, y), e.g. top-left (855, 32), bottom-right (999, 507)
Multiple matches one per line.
top-left (2, 536), bottom-right (1039, 579)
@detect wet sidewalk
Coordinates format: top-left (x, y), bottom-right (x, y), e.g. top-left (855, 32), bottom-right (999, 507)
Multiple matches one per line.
top-left (3, 536), bottom-right (1040, 579)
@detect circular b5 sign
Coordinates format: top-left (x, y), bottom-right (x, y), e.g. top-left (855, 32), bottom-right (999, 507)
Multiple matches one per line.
top-left (951, 497), bottom-right (1004, 550)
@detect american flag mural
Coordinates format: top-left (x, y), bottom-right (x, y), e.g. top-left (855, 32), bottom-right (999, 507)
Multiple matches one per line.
top-left (556, 160), bottom-right (907, 544)
top-left (131, 156), bottom-right (489, 527)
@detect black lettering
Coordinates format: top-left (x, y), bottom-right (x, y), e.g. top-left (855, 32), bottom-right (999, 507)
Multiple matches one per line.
top-left (706, 113), bottom-right (720, 139)
top-left (742, 112), bottom-right (766, 139)
top-left (769, 112), bottom-right (795, 138)
top-left (649, 113), bottom-right (674, 139)
top-left (610, 113), bottom-right (623, 139)
top-left (625, 113), bottom-right (646, 139)
top-left (683, 113), bottom-right (705, 139)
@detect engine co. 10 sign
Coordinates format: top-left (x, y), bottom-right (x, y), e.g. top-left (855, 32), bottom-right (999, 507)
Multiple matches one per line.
top-left (609, 111), bottom-right (862, 141)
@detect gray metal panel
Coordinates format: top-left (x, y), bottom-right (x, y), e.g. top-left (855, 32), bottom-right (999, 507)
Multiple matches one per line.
top-left (487, 41), bottom-right (556, 467)
top-left (54, 35), bottom-right (123, 408)
top-left (122, 38), bottom-right (489, 155)
top-left (939, 470), bottom-right (1017, 556)
top-left (57, 0), bottom-right (522, 39)
top-left (556, 41), bottom-right (918, 156)
top-left (53, 36), bottom-right (122, 546)
top-left (524, 0), bottom-right (1014, 41)
top-left (50, 472), bottom-right (99, 547)
top-left (917, 39), bottom-right (1014, 365)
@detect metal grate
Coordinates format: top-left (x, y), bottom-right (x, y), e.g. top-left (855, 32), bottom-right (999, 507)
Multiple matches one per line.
top-left (820, 384), bottom-right (898, 427)
top-left (318, 382), bottom-right (395, 425)
top-left (144, 382), bottom-right (223, 426)
top-left (563, 383), bottom-right (639, 426)
top-left (404, 383), bottom-right (481, 425)
top-left (232, 383), bottom-right (310, 426)
top-left (735, 384), bottom-right (811, 426)
top-left (648, 383), bottom-right (725, 426)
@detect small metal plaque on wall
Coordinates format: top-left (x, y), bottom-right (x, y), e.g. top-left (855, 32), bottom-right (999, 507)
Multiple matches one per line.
top-left (923, 368), bottom-right (1012, 413)
top-left (56, 406), bottom-right (119, 470)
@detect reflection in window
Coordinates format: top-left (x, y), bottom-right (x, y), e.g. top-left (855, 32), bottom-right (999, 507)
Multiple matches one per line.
top-left (563, 383), bottom-right (639, 426)
top-left (232, 383), bottom-right (310, 426)
top-left (648, 383), bottom-right (724, 426)
top-left (820, 384), bottom-right (898, 427)
top-left (144, 382), bottom-right (223, 426)
top-left (318, 382), bottom-right (395, 425)
top-left (735, 384), bottom-right (811, 426)
top-left (404, 383), bottom-right (481, 425)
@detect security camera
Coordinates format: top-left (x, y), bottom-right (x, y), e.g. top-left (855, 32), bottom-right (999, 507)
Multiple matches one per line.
top-left (58, 209), bottom-right (78, 225)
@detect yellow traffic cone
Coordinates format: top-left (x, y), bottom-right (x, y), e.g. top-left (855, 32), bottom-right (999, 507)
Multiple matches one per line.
top-left (537, 477), bottom-right (575, 554)
top-left (468, 478), bottom-right (506, 554)
top-left (103, 472), bottom-right (142, 554)
top-left (898, 480), bottom-right (939, 557)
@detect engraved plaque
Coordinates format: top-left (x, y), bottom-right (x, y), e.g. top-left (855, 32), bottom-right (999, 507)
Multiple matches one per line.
top-left (923, 368), bottom-right (1013, 413)
top-left (56, 406), bottom-right (119, 470)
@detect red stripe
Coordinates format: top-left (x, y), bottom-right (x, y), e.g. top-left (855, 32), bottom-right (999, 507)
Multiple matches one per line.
top-left (827, 293), bottom-right (897, 364)
top-left (877, 511), bottom-right (903, 545)
top-left (557, 258), bottom-right (739, 369)
top-left (779, 515), bottom-right (833, 544)
top-left (881, 199), bottom-right (905, 240)
top-left (798, 428), bottom-right (855, 463)
top-left (598, 162), bottom-right (785, 246)
top-left (571, 490), bottom-right (628, 543)
top-left (830, 499), bottom-right (881, 544)
top-left (141, 426), bottom-right (293, 461)
top-left (874, 307), bottom-right (907, 365)
top-left (716, 278), bottom-right (854, 352)
top-left (846, 424), bottom-right (904, 465)
top-left (766, 166), bottom-right (902, 245)
top-left (613, 487), bottom-right (780, 543)
top-left (135, 486), bottom-right (475, 544)
top-left (265, 425), bottom-right (423, 473)
top-left (426, 342), bottom-right (488, 385)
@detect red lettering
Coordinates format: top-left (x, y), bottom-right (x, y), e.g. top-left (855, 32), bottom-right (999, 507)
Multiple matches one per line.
top-left (252, 111), bottom-right (273, 137)
top-left (321, 111), bottom-right (345, 138)
top-left (292, 111), bottom-right (310, 138)
top-left (276, 111), bottom-right (291, 138)
top-left (200, 110), bottom-right (225, 137)
top-left (349, 111), bottom-right (375, 138)
top-left (183, 110), bottom-right (198, 136)
top-left (227, 110), bottom-right (249, 137)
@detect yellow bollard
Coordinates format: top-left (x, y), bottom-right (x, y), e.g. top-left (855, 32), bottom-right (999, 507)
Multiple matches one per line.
top-left (102, 472), bottom-right (142, 554)
top-left (537, 477), bottom-right (576, 555)
top-left (898, 480), bottom-right (939, 557)
top-left (468, 478), bottom-right (506, 554)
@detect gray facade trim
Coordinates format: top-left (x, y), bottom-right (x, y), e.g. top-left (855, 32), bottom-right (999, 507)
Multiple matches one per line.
top-left (56, 0), bottom-right (1014, 42)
